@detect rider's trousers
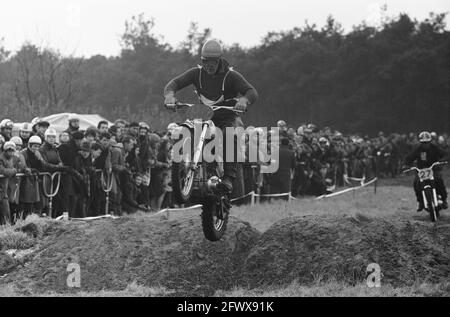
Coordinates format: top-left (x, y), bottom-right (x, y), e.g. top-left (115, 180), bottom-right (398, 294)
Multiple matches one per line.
top-left (211, 114), bottom-right (244, 183)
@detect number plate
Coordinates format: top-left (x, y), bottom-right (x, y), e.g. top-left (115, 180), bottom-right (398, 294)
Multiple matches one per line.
top-left (418, 168), bottom-right (433, 181)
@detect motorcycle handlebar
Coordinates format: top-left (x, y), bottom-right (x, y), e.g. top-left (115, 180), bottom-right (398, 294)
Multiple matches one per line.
top-left (402, 161), bottom-right (447, 174)
top-left (165, 98), bottom-right (245, 114)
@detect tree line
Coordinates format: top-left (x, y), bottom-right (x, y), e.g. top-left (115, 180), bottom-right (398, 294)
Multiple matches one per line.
top-left (0, 12), bottom-right (449, 135)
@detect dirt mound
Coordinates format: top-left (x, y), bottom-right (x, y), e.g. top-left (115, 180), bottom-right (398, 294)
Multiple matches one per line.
top-left (2, 211), bottom-right (449, 296)
top-left (242, 214), bottom-right (450, 288)
top-left (1, 214), bottom-right (260, 296)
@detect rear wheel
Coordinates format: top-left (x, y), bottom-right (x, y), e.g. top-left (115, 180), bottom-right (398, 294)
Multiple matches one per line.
top-left (201, 198), bottom-right (230, 241)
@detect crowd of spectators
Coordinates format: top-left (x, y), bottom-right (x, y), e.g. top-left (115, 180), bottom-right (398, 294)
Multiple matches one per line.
top-left (1, 114), bottom-right (449, 225)
top-left (0, 115), bottom-right (173, 225)
top-left (241, 121), bottom-right (450, 199)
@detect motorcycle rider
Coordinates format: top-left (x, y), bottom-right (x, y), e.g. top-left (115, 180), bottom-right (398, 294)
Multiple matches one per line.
top-left (404, 131), bottom-right (448, 211)
top-left (163, 39), bottom-right (258, 194)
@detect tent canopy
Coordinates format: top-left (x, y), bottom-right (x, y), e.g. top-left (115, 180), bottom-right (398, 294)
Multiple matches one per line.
top-left (13, 113), bottom-right (112, 136)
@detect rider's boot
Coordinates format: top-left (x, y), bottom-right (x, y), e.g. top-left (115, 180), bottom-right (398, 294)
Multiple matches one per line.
top-left (215, 176), bottom-right (234, 196)
top-left (417, 201), bottom-right (425, 212)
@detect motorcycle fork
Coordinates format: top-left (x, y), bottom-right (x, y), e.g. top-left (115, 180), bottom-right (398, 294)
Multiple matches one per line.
top-left (191, 124), bottom-right (209, 170)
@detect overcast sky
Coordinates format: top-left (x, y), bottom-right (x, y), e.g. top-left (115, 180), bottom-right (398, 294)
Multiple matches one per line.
top-left (0, 0), bottom-right (449, 57)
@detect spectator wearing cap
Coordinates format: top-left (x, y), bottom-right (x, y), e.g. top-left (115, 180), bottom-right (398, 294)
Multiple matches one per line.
top-left (0, 119), bottom-right (14, 142)
top-left (57, 130), bottom-right (85, 218)
top-left (72, 141), bottom-right (95, 218)
top-left (0, 142), bottom-right (20, 224)
top-left (64, 114), bottom-right (80, 139)
top-left (128, 122), bottom-right (140, 139)
top-left (35, 121), bottom-right (50, 143)
top-left (89, 133), bottom-right (112, 216)
top-left (136, 123), bottom-right (152, 206)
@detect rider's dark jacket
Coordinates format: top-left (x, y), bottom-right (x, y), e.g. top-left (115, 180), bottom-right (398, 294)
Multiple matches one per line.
top-left (164, 59), bottom-right (258, 121)
top-left (404, 143), bottom-right (447, 169)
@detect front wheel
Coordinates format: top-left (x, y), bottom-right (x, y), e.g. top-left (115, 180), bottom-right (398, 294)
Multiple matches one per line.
top-left (425, 188), bottom-right (438, 222)
top-left (201, 198), bottom-right (230, 241)
top-left (172, 162), bottom-right (195, 204)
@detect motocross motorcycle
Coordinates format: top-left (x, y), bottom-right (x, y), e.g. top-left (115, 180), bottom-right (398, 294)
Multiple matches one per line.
top-left (165, 99), bottom-right (243, 241)
top-left (403, 161), bottom-right (447, 222)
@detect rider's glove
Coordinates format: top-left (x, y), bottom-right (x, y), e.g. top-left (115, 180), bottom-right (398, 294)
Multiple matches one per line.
top-left (164, 92), bottom-right (177, 111)
top-left (235, 97), bottom-right (249, 112)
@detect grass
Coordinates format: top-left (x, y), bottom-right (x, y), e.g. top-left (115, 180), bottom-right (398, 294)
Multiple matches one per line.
top-left (214, 280), bottom-right (450, 297)
top-left (0, 214), bottom-right (54, 251)
top-left (0, 282), bottom-right (175, 297)
top-left (231, 184), bottom-right (418, 232)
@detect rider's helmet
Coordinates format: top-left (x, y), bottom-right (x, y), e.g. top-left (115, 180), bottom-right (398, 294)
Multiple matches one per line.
top-left (201, 40), bottom-right (223, 60)
top-left (419, 131), bottom-right (432, 143)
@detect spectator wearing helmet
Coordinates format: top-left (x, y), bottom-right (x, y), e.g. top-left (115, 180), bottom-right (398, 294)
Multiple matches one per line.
top-left (10, 136), bottom-right (23, 152)
top-left (0, 141), bottom-right (20, 224)
top-left (277, 120), bottom-right (287, 133)
top-left (19, 123), bottom-right (33, 149)
top-left (39, 128), bottom-right (68, 218)
top-left (404, 131), bottom-right (448, 211)
top-left (19, 136), bottom-right (45, 217)
top-left (0, 119), bottom-right (14, 142)
top-left (4, 140), bottom-right (27, 222)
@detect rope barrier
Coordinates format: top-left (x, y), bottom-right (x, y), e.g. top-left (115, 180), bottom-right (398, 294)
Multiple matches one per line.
top-left (315, 177), bottom-right (378, 200)
top-left (70, 215), bottom-right (120, 221)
